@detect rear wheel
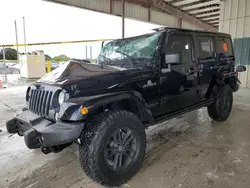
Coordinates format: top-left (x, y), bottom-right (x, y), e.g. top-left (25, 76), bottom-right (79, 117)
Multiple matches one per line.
top-left (207, 84), bottom-right (233, 121)
top-left (79, 110), bottom-right (146, 187)
top-left (12, 69), bottom-right (19, 74)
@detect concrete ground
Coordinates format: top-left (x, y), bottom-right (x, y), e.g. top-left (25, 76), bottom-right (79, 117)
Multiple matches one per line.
top-left (0, 74), bottom-right (35, 88)
top-left (1, 86), bottom-right (250, 188)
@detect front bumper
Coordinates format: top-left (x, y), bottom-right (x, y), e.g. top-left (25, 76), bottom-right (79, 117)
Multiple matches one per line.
top-left (6, 109), bottom-right (84, 149)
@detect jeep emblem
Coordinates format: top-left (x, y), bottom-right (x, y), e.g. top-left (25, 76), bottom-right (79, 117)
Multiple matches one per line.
top-left (143, 80), bottom-right (156, 88)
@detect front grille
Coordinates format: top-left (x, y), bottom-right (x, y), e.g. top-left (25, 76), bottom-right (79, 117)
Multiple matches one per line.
top-left (29, 89), bottom-right (53, 118)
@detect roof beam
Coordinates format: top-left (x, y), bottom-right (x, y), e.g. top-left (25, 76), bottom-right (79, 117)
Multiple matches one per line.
top-left (189, 6), bottom-right (220, 14)
top-left (150, 0), bottom-right (217, 31)
top-left (208, 20), bottom-right (219, 24)
top-left (172, 0), bottom-right (201, 7)
top-left (201, 15), bottom-right (220, 21)
top-left (196, 11), bottom-right (220, 18)
top-left (44, 0), bottom-right (217, 31)
top-left (126, 0), bottom-right (216, 31)
top-left (182, 0), bottom-right (221, 11)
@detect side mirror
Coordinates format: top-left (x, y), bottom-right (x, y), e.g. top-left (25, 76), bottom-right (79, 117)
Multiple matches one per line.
top-left (165, 53), bottom-right (180, 64)
top-left (235, 65), bottom-right (246, 72)
top-left (161, 53), bottom-right (180, 74)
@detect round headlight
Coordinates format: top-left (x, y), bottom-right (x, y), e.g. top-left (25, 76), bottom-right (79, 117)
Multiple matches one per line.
top-left (58, 91), bottom-right (65, 105)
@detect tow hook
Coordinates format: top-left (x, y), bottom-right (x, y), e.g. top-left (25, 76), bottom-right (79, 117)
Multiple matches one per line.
top-left (41, 143), bottom-right (72, 154)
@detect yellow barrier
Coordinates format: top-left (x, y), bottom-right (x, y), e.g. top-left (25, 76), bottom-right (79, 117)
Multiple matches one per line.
top-left (0, 39), bottom-right (114, 47)
top-left (0, 59), bottom-right (51, 63)
top-left (0, 59), bottom-right (95, 63)
top-left (47, 61), bottom-right (51, 73)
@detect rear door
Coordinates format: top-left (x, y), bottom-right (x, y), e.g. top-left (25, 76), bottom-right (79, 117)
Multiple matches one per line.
top-left (195, 34), bottom-right (217, 99)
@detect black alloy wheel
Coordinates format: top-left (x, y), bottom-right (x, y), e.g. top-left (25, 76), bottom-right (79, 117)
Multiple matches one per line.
top-left (104, 127), bottom-right (138, 172)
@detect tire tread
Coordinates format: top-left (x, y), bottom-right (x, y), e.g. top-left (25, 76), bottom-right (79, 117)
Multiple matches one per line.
top-left (79, 110), bottom-right (146, 187)
top-left (207, 84), bottom-right (233, 121)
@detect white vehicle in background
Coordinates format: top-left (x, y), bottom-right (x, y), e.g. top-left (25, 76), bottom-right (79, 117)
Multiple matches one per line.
top-left (0, 62), bottom-right (21, 74)
top-left (0, 59), bottom-right (92, 75)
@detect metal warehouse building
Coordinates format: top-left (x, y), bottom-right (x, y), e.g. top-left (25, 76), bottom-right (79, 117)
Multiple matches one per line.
top-left (219, 0), bottom-right (250, 88)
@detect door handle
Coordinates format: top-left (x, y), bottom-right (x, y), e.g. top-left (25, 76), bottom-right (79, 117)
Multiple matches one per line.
top-left (210, 65), bottom-right (218, 70)
top-left (187, 68), bottom-right (196, 75)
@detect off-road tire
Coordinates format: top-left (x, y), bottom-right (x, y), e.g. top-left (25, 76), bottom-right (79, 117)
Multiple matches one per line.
top-left (207, 84), bottom-right (233, 121)
top-left (79, 110), bottom-right (146, 187)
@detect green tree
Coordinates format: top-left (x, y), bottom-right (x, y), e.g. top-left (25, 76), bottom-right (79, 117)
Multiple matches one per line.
top-left (53, 54), bottom-right (70, 62)
top-left (0, 48), bottom-right (18, 60)
top-left (45, 54), bottom-right (52, 61)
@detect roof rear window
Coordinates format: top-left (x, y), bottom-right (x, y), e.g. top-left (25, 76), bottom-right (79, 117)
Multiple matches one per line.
top-left (217, 37), bottom-right (233, 57)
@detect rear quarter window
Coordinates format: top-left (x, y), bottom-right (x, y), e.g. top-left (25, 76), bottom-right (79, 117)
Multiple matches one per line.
top-left (217, 37), bottom-right (233, 57)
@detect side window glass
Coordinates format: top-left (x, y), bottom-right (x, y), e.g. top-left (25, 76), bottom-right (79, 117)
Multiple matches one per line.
top-left (166, 35), bottom-right (192, 63)
top-left (198, 36), bottom-right (215, 59)
top-left (217, 37), bottom-right (233, 57)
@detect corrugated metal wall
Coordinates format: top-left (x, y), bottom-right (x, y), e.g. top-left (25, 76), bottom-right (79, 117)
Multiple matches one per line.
top-left (59, 0), bottom-right (111, 12)
top-left (150, 8), bottom-right (176, 26)
top-left (219, 0), bottom-right (250, 88)
top-left (56, 0), bottom-right (204, 30)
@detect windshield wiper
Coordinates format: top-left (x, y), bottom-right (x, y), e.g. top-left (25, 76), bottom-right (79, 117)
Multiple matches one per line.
top-left (98, 54), bottom-right (114, 65)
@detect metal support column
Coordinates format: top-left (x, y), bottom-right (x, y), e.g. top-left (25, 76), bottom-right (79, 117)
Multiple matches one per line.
top-left (85, 46), bottom-right (88, 59)
top-left (110, 0), bottom-right (112, 13)
top-left (122, 0), bottom-right (125, 38)
top-left (176, 10), bottom-right (182, 28)
top-left (2, 47), bottom-right (7, 83)
top-left (23, 17), bottom-right (27, 53)
top-left (148, 6), bottom-right (151, 22)
top-left (178, 17), bottom-right (182, 28)
top-left (14, 20), bottom-right (19, 61)
top-left (90, 46), bottom-right (92, 60)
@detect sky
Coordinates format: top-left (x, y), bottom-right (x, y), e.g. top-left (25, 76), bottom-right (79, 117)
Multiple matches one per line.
top-left (0, 0), bottom-right (161, 59)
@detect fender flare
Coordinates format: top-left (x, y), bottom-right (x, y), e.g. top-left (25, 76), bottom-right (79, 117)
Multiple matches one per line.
top-left (207, 72), bottom-right (237, 98)
top-left (59, 91), bottom-right (154, 123)
top-left (220, 72), bottom-right (238, 92)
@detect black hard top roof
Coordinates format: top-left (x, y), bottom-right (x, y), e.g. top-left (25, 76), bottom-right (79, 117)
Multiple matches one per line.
top-left (153, 27), bottom-right (231, 38)
top-left (108, 27), bottom-right (231, 44)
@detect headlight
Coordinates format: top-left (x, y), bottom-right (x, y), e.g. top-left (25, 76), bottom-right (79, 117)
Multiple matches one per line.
top-left (58, 91), bottom-right (65, 105)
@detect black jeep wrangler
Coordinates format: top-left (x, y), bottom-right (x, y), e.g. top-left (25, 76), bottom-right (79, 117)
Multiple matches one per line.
top-left (6, 27), bottom-right (246, 187)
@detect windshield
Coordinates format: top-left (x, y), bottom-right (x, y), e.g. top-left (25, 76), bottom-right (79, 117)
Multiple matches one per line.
top-left (97, 32), bottom-right (161, 68)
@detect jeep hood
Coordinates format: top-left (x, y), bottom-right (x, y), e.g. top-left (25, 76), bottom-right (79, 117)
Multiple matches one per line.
top-left (37, 60), bottom-right (143, 90)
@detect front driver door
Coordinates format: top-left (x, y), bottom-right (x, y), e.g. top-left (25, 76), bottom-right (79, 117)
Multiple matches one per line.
top-left (155, 33), bottom-right (199, 116)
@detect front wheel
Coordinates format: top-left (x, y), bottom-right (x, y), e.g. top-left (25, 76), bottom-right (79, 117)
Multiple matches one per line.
top-left (79, 110), bottom-right (146, 187)
top-left (207, 84), bottom-right (233, 121)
